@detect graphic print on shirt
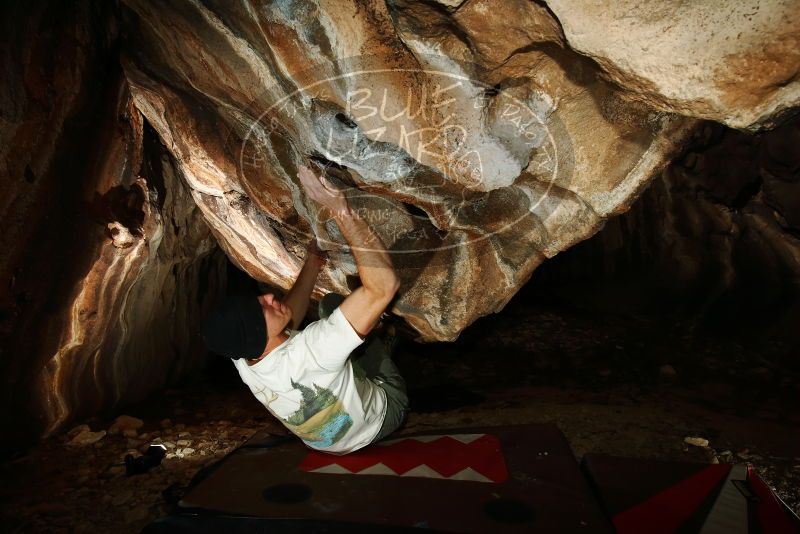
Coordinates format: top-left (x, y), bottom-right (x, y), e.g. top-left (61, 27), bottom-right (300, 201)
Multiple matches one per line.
top-left (281, 379), bottom-right (353, 448)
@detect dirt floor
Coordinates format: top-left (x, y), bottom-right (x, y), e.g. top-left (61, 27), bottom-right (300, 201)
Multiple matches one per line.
top-left (2, 296), bottom-right (798, 533)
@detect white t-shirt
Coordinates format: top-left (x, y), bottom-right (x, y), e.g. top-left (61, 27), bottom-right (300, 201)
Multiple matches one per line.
top-left (233, 307), bottom-right (387, 454)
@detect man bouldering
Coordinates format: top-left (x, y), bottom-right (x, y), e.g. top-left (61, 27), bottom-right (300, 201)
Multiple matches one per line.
top-left (201, 165), bottom-right (408, 454)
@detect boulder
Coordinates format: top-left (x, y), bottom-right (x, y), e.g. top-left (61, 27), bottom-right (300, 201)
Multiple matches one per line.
top-left (545, 0), bottom-right (800, 130)
top-left (119, 0), bottom-right (698, 340)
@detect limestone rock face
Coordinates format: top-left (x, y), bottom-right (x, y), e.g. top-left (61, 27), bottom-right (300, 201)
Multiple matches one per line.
top-left (0, 1), bottom-right (224, 446)
top-left (545, 0), bottom-right (800, 131)
top-left (120, 0), bottom-right (699, 341)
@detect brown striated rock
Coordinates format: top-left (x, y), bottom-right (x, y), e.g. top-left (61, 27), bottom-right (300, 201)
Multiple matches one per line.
top-left (545, 0), bottom-right (800, 130)
top-left (119, 0), bottom-right (697, 340)
top-left (0, 1), bottom-right (225, 449)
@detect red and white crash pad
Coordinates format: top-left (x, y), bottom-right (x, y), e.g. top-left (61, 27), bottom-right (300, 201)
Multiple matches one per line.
top-left (299, 433), bottom-right (508, 483)
top-left (174, 424), bottom-right (611, 533)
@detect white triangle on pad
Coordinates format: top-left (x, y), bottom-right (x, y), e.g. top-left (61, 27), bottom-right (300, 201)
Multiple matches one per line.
top-left (448, 434), bottom-right (485, 444)
top-left (310, 464), bottom-right (352, 475)
top-left (376, 433), bottom-right (486, 447)
top-left (402, 464), bottom-right (445, 479)
top-left (447, 467), bottom-right (493, 483)
top-left (357, 463), bottom-right (398, 476)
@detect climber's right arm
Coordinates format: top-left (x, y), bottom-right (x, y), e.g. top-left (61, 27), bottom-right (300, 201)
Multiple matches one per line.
top-left (297, 165), bottom-right (400, 338)
top-left (330, 206), bottom-right (400, 338)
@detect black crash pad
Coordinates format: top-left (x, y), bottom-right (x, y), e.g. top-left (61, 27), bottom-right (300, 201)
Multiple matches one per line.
top-left (146, 424), bottom-right (611, 533)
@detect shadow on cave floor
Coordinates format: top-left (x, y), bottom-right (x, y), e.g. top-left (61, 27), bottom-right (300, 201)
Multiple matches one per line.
top-left (1, 291), bottom-right (799, 532)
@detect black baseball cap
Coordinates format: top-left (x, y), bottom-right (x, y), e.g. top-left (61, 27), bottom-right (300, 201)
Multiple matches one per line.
top-left (201, 292), bottom-right (267, 360)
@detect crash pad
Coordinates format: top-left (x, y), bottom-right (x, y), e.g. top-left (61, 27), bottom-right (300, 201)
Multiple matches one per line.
top-left (151, 424), bottom-right (611, 533)
top-left (582, 454), bottom-right (800, 534)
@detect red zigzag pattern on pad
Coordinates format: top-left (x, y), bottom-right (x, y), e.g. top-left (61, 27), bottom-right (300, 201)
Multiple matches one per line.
top-left (298, 434), bottom-right (509, 483)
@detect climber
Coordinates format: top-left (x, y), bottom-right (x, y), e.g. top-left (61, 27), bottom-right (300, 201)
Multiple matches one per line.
top-left (201, 165), bottom-right (408, 454)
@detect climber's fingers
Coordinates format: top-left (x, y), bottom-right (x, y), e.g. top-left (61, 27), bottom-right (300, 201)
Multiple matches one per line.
top-left (298, 165), bottom-right (346, 210)
top-left (297, 165), bottom-right (326, 197)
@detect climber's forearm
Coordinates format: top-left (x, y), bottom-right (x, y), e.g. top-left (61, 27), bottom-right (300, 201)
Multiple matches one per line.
top-left (332, 205), bottom-right (399, 297)
top-left (297, 163), bottom-right (398, 299)
top-left (297, 165), bottom-right (398, 336)
top-left (282, 252), bottom-right (323, 330)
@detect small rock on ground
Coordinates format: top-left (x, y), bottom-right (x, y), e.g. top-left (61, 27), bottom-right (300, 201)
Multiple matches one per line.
top-left (109, 415), bottom-right (144, 435)
top-left (684, 436), bottom-right (709, 448)
top-left (68, 430), bottom-right (106, 447)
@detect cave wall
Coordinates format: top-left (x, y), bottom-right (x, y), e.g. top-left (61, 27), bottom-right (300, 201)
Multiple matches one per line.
top-left (0, 1), bottom-right (224, 449)
top-left (535, 117), bottom-right (800, 349)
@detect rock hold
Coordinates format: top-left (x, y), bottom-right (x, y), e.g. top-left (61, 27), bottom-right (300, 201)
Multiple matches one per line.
top-left (107, 223), bottom-right (138, 249)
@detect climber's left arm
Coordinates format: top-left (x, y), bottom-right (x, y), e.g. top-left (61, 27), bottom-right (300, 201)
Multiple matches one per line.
top-left (282, 240), bottom-right (326, 330)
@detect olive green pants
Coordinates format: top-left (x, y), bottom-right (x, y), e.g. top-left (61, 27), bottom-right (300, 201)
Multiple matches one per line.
top-left (318, 293), bottom-right (408, 442)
